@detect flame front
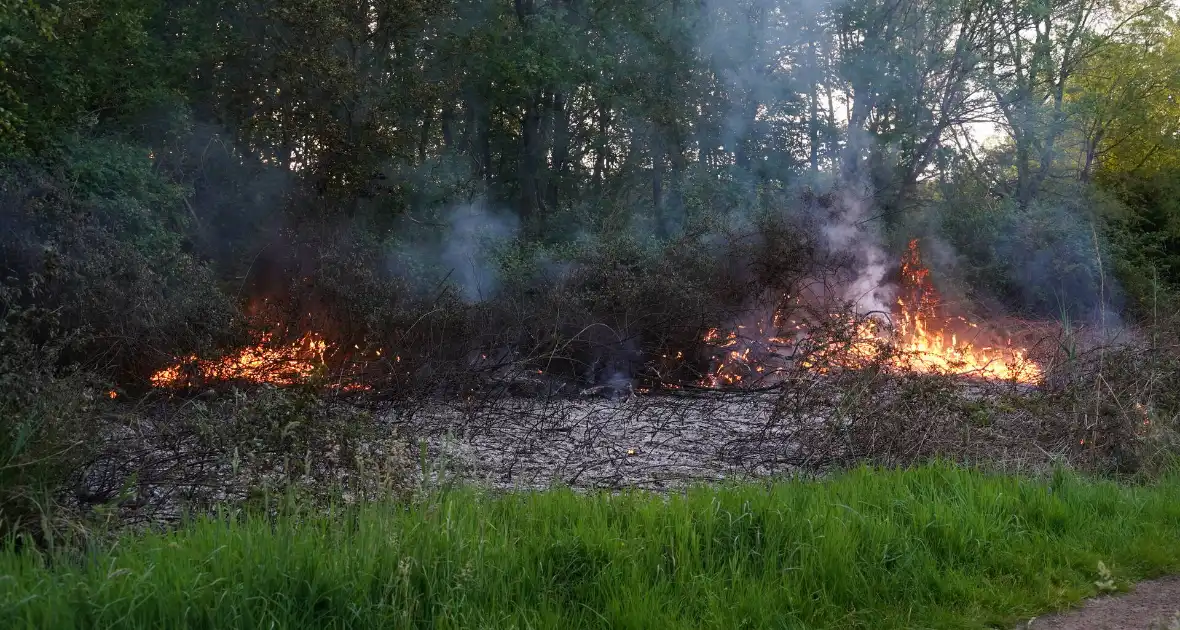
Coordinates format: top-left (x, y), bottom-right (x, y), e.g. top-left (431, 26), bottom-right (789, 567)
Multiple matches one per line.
top-left (150, 331), bottom-right (329, 388)
top-left (701, 239), bottom-right (1043, 386)
top-left (150, 242), bottom-right (1039, 393)
top-left (889, 240), bottom-right (1041, 382)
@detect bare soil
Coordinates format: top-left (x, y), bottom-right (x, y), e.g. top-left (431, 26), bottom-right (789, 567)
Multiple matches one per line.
top-left (1021, 577), bottom-right (1180, 630)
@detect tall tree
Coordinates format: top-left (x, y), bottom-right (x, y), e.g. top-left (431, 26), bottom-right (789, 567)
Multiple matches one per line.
top-left (982, 0), bottom-right (1160, 204)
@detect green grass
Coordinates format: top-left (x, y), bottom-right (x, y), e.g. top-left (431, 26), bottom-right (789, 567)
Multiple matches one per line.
top-left (3, 464), bottom-right (1180, 629)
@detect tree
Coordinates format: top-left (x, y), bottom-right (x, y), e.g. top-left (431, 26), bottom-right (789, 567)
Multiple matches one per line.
top-left (1071, 9), bottom-right (1180, 180)
top-left (0, 0), bottom-right (60, 153)
top-left (981, 0), bottom-right (1162, 204)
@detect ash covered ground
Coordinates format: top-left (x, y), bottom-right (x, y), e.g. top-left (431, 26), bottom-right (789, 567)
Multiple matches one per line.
top-left (392, 392), bottom-right (799, 491)
top-left (80, 371), bottom-right (1064, 528)
top-left (388, 375), bottom-right (1045, 492)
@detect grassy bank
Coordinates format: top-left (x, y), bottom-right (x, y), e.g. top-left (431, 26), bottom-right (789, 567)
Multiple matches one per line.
top-left (3, 464), bottom-right (1180, 629)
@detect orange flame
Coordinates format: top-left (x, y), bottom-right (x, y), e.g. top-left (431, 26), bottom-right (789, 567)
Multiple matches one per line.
top-left (889, 240), bottom-right (1041, 382)
top-left (149, 242), bottom-right (1039, 394)
top-left (701, 239), bottom-right (1042, 386)
top-left (150, 331), bottom-right (330, 388)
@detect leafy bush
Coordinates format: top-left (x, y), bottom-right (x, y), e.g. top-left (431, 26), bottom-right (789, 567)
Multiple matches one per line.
top-left (0, 282), bottom-right (107, 544)
top-left (0, 136), bottom-right (239, 540)
top-left (0, 139), bottom-right (241, 380)
top-left (1, 0), bottom-right (196, 156)
top-left (932, 181), bottom-right (1120, 319)
top-left (1102, 169), bottom-right (1180, 316)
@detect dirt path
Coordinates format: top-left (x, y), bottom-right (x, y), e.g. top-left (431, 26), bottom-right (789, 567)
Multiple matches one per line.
top-left (1022, 577), bottom-right (1180, 629)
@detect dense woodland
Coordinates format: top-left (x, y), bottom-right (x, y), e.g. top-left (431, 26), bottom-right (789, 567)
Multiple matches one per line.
top-left (3, 0), bottom-right (1180, 533)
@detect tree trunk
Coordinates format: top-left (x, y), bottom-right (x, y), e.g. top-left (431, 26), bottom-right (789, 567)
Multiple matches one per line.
top-left (442, 105), bottom-right (455, 150)
top-left (481, 107), bottom-right (493, 187)
top-left (520, 91), bottom-right (544, 225)
top-left (548, 90), bottom-right (572, 211)
top-left (668, 122), bottom-right (686, 234)
top-left (1080, 130), bottom-right (1103, 183)
top-left (844, 89), bottom-right (874, 181)
top-left (418, 110), bottom-right (432, 163)
top-left (593, 101), bottom-right (609, 191)
top-left (652, 123), bottom-right (665, 218)
top-left (808, 40), bottom-right (820, 172)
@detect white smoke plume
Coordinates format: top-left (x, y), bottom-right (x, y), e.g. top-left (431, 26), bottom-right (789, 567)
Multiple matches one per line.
top-left (388, 201), bottom-right (519, 303)
top-left (825, 183), bottom-right (895, 315)
top-left (439, 203), bottom-right (519, 303)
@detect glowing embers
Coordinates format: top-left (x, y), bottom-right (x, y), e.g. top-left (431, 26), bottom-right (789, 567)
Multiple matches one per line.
top-left (700, 327), bottom-right (758, 388)
top-left (150, 331), bottom-right (330, 388)
top-left (700, 239), bottom-right (1043, 387)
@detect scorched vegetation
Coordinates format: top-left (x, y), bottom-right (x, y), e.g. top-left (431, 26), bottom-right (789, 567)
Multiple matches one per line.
top-left (3, 0), bottom-right (1180, 625)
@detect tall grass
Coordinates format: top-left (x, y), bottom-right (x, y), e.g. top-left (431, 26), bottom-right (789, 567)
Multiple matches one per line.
top-left (3, 464), bottom-right (1180, 629)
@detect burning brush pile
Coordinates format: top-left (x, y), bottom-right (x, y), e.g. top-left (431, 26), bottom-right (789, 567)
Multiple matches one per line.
top-left (150, 331), bottom-right (329, 389)
top-left (147, 239), bottom-right (1042, 395)
top-left (697, 239), bottom-right (1042, 389)
top-left (92, 235), bottom-right (1179, 520)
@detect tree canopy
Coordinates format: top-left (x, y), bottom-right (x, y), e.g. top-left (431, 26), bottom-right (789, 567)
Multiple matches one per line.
top-left (3, 0), bottom-right (1179, 328)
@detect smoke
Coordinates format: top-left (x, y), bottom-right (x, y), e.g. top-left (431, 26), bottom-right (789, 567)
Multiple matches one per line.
top-left (917, 178), bottom-right (1126, 324)
top-left (995, 192), bottom-right (1125, 323)
top-left (389, 202), bottom-right (520, 303)
top-left (689, 0), bottom-right (899, 315)
top-left (823, 183), bottom-right (895, 315)
top-left (441, 203), bottom-right (520, 302)
top-left (534, 247), bottom-right (576, 285)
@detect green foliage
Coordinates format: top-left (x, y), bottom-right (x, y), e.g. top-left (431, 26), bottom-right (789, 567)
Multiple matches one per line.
top-left (1, 0), bottom-right (196, 156)
top-left (0, 135), bottom-right (240, 376)
top-left (1104, 170), bottom-right (1180, 312)
top-left (61, 137), bottom-right (189, 252)
top-left (0, 282), bottom-right (106, 544)
top-left (4, 465), bottom-right (1180, 628)
top-left (1074, 10), bottom-right (1180, 180)
top-left (0, 130), bottom-right (242, 541)
top-left (0, 0), bottom-right (61, 150)
top-left (932, 181), bottom-right (1120, 318)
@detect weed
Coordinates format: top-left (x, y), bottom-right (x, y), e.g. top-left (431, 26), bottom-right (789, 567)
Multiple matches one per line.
top-left (3, 464), bottom-right (1180, 629)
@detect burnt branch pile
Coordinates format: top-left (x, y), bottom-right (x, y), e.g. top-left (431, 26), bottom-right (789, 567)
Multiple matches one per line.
top-left (70, 316), bottom-right (1180, 531)
top-left (9, 191), bottom-right (1179, 536)
top-left (142, 211), bottom-right (850, 397)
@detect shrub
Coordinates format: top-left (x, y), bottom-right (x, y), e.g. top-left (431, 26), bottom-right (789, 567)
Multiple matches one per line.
top-left (0, 282), bottom-right (107, 544)
top-left (0, 139), bottom-right (241, 381)
top-left (931, 181), bottom-right (1120, 319)
top-left (1101, 169), bottom-right (1180, 317)
top-left (0, 136), bottom-right (240, 540)
top-left (223, 197), bottom-right (828, 394)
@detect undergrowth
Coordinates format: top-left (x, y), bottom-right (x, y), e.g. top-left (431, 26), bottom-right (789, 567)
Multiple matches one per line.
top-left (3, 463), bottom-right (1180, 629)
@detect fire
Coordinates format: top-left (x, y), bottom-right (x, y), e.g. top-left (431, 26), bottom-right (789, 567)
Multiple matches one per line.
top-left (887, 239), bottom-right (1041, 382)
top-left (146, 241), bottom-right (1039, 395)
top-left (150, 331), bottom-right (330, 388)
top-left (700, 239), bottom-right (1042, 386)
